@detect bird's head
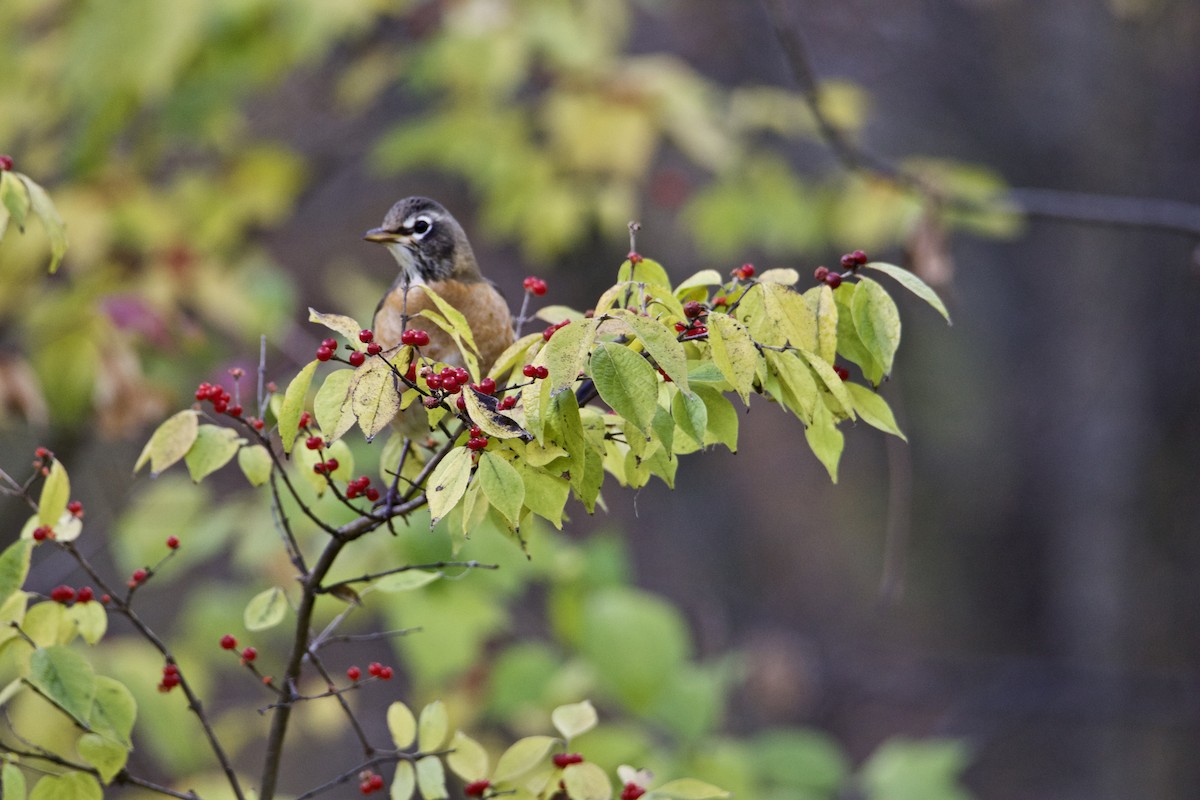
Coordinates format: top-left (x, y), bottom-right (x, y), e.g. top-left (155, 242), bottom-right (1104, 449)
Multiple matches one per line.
top-left (364, 196), bottom-right (480, 283)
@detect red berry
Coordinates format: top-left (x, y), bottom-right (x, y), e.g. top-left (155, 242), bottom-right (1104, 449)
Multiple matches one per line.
top-left (67, 500), bottom-right (83, 517)
top-left (130, 568), bottom-right (148, 585)
top-left (426, 374), bottom-right (443, 390)
top-left (499, 395), bottom-right (517, 410)
top-left (543, 324), bottom-right (559, 341)
top-left (456, 394), bottom-right (466, 411)
top-left (367, 662), bottom-right (382, 677)
top-left (227, 404), bottom-right (243, 417)
top-left (0, 155), bottom-right (13, 171)
top-left (298, 411), bottom-right (313, 429)
top-left (824, 273), bottom-right (842, 289)
top-left (346, 485), bottom-right (360, 499)
top-left (553, 753), bottom-right (584, 767)
top-left (195, 383), bottom-right (211, 401)
top-left (316, 346), bottom-right (334, 362)
top-left (455, 367), bottom-right (470, 383)
top-left (833, 365), bottom-right (850, 380)
top-left (467, 436), bottom-right (488, 451)
top-left (321, 338), bottom-right (338, 350)
top-left (365, 488), bottom-right (380, 502)
top-left (32, 525), bottom-right (52, 542)
top-left (359, 329), bottom-right (374, 344)
top-left (478, 377), bottom-right (496, 394)
top-left (306, 436), bottom-right (323, 450)
top-left (35, 446), bottom-right (51, 459)
top-left (313, 463), bottom-right (326, 474)
top-left (220, 634), bottom-right (238, 650)
top-left (212, 398), bottom-right (229, 414)
top-left (379, 666), bottom-right (393, 680)
top-left (76, 586), bottom-right (94, 603)
top-left (674, 322), bottom-right (687, 333)
top-left (441, 375), bottom-right (460, 393)
top-left (252, 418), bottom-right (265, 430)
top-left (683, 300), bottom-right (704, 318)
top-left (100, 594), bottom-right (111, 604)
top-left (348, 351), bottom-right (366, 367)
top-left (369, 774), bottom-right (384, 791)
top-left (713, 295), bottom-right (727, 306)
top-left (464, 780), bottom-right (491, 797)
top-left (739, 263), bottom-right (755, 278)
top-left (814, 266), bottom-right (829, 282)
top-left (621, 783), bottom-right (646, 800)
top-left (166, 535), bottom-right (180, 549)
top-left (840, 253), bottom-right (857, 270)
top-left (346, 666), bottom-right (362, 681)
top-left (469, 425), bottom-right (483, 437)
top-left (522, 364), bottom-right (537, 378)
top-left (366, 342), bottom-right (382, 356)
top-left (627, 251), bottom-right (643, 264)
top-left (401, 329), bottom-right (431, 347)
top-left (241, 647), bottom-right (257, 662)
top-left (852, 249), bottom-right (868, 265)
top-left (534, 366), bottom-right (548, 380)
top-left (50, 585), bottom-right (75, 603)
top-left (324, 458), bottom-right (338, 472)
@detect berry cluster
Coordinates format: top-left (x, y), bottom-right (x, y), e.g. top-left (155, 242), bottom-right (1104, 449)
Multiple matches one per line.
top-left (424, 365), bottom-right (471, 393)
top-left (366, 661), bottom-right (394, 680)
top-left (312, 458), bottom-right (340, 475)
top-left (316, 338), bottom-right (339, 362)
top-left (523, 276), bottom-right (548, 296)
top-left (359, 771), bottom-right (385, 795)
top-left (32, 525), bottom-right (54, 542)
top-left (543, 319), bottom-right (571, 341)
top-left (467, 425), bottom-right (488, 452)
top-left (159, 663), bottom-right (181, 693)
top-left (50, 585), bottom-right (94, 604)
top-left (521, 364), bottom-right (549, 380)
top-left (814, 250), bottom-right (869, 290)
top-left (731, 263), bottom-right (756, 280)
top-left (345, 475), bottom-right (380, 502)
top-left (401, 328), bottom-right (431, 347)
top-left (674, 300), bottom-right (709, 339)
top-left (195, 382), bottom-right (243, 417)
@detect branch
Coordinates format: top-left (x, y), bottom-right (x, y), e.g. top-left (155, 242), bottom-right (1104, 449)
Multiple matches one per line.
top-left (759, 0), bottom-right (1200, 239)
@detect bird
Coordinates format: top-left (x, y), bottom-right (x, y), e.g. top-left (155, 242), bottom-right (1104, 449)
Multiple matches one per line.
top-left (363, 197), bottom-right (514, 375)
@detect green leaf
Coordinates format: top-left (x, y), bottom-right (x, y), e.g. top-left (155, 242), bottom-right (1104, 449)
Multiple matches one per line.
top-left (418, 699), bottom-right (449, 751)
top-left (674, 269), bottom-right (723, 293)
top-left (0, 541), bottom-right (32, 610)
top-left (415, 756), bottom-right (448, 800)
top-left (427, 447), bottom-right (473, 525)
top-left (590, 342), bottom-right (659, 434)
top-left (850, 277), bottom-right (901, 377)
top-left (29, 773), bottom-right (101, 800)
top-left (671, 389), bottom-right (708, 446)
top-left (860, 738), bottom-right (972, 800)
top-left (864, 262), bottom-right (951, 323)
top-left (446, 730), bottom-right (489, 781)
top-left (563, 762), bottom-right (613, 800)
top-left (313, 368), bottom-right (356, 444)
top-left (350, 357), bottom-right (401, 441)
top-left (308, 307), bottom-right (362, 342)
top-left (693, 384), bottom-right (738, 452)
top-left (552, 700), bottom-right (598, 741)
top-left (279, 360), bottom-right (319, 454)
top-left (23, 602), bottom-right (66, 647)
top-left (21, 176), bottom-right (68, 274)
top-left (833, 283), bottom-right (883, 385)
top-left (244, 586), bottom-right (288, 631)
top-left (87, 676), bottom-right (136, 747)
top-left (391, 761), bottom-right (415, 800)
top-left (416, 284), bottom-right (481, 376)
top-left (618, 257), bottom-right (672, 287)
top-left (616, 310), bottom-right (689, 390)
top-left (518, 464), bottom-right (570, 529)
top-left (1, 172), bottom-right (29, 232)
top-left (135, 409), bottom-right (200, 475)
top-left (540, 318), bottom-right (599, 395)
top-left (28, 646), bottom-right (96, 725)
top-left (493, 736), bottom-right (556, 784)
top-left (65, 601), bottom-right (107, 645)
top-left (804, 284), bottom-right (839, 364)
top-left (38, 460), bottom-right (70, 527)
top-left (477, 452), bottom-right (524, 528)
top-left (387, 701), bottom-right (417, 749)
top-left (797, 350), bottom-right (856, 419)
top-left (237, 444), bottom-right (274, 487)
top-left (738, 282), bottom-right (815, 351)
top-left (648, 778), bottom-right (731, 799)
top-left (375, 571), bottom-right (440, 593)
top-left (804, 402), bottom-right (844, 482)
top-left (752, 728), bottom-right (849, 795)
top-left (2, 760), bottom-right (26, 800)
top-left (184, 425), bottom-right (242, 482)
top-left (846, 383), bottom-right (906, 440)
top-left (706, 312), bottom-right (757, 404)
top-left (77, 732), bottom-right (128, 784)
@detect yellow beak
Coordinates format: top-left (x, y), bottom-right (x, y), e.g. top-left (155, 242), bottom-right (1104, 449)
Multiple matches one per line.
top-left (364, 227), bottom-right (401, 243)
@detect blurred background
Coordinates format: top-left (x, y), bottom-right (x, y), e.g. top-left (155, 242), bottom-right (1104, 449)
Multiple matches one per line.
top-left (1, 1), bottom-right (1198, 799)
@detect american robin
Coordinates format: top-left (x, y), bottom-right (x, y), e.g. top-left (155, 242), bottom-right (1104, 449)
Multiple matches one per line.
top-left (364, 197), bottom-right (514, 374)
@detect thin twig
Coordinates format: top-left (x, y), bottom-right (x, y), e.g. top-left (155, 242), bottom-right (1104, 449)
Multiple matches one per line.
top-left (318, 560), bottom-right (498, 595)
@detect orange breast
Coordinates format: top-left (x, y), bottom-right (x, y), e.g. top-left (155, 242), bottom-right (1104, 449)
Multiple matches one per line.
top-left (374, 280), bottom-right (514, 376)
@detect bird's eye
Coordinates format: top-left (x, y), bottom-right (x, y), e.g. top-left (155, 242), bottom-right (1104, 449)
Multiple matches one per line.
top-left (412, 218), bottom-right (431, 236)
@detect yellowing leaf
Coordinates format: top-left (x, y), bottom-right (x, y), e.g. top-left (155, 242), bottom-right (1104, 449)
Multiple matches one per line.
top-left (415, 755), bottom-right (448, 800)
top-left (29, 772), bottom-right (102, 800)
top-left (313, 368), bottom-right (356, 444)
top-left (846, 383), bottom-right (906, 440)
top-left (674, 269), bottom-right (723, 293)
top-left (493, 736), bottom-right (556, 784)
top-left (804, 284), bottom-right (839, 364)
top-left (615, 310), bottom-right (689, 390)
top-left (552, 700), bottom-right (599, 741)
top-left (477, 451), bottom-right (524, 527)
top-left (797, 351), bottom-right (855, 420)
top-left (308, 307), bottom-right (363, 342)
top-left (418, 699), bottom-right (449, 751)
top-left (590, 342), bottom-right (658, 434)
top-left (705, 313), bottom-right (757, 403)
top-left (29, 645), bottom-right (96, 726)
top-left (1, 171), bottom-right (29, 231)
top-left (184, 425), bottom-right (243, 482)
top-left (446, 731), bottom-right (489, 781)
top-left (134, 410), bottom-right (199, 475)
top-left (463, 386), bottom-right (527, 440)
top-left (387, 701), bottom-right (417, 749)
top-left (280, 360), bottom-right (318, 454)
top-left (757, 267), bottom-right (800, 284)
top-left (88, 676), bottom-right (136, 748)
top-left (850, 277), bottom-right (901, 376)
top-left (237, 444), bottom-right (274, 487)
top-left (563, 762), bottom-right (613, 800)
top-left (65, 601), bottom-right (107, 645)
top-left (805, 401), bottom-right (843, 482)
top-left (650, 778), bottom-right (731, 799)
top-left (540, 318), bottom-right (598, 395)
top-left (863, 262), bottom-right (951, 324)
top-left (77, 732), bottom-right (127, 784)
top-left (391, 761), bottom-right (415, 800)
top-left (350, 358), bottom-right (401, 441)
top-left (427, 447), bottom-right (473, 525)
top-left (0, 540), bottom-right (32, 610)
top-left (244, 586), bottom-right (288, 631)
top-left (618, 257), bottom-right (672, 288)
top-left (22, 176), bottom-right (68, 274)
top-left (375, 570), bottom-right (440, 592)
top-left (416, 284), bottom-right (481, 376)
top-left (37, 460), bottom-right (70, 528)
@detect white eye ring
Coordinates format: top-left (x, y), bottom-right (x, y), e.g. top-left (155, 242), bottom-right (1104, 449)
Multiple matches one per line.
top-left (409, 215), bottom-right (433, 239)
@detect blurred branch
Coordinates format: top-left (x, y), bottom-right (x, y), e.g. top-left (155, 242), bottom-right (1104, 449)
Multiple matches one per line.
top-left (759, 0), bottom-right (1200, 239)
